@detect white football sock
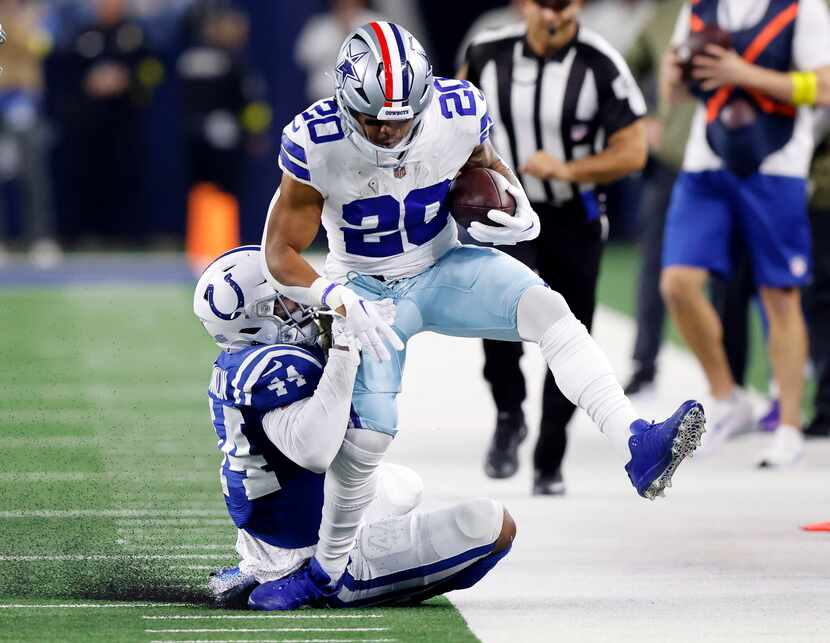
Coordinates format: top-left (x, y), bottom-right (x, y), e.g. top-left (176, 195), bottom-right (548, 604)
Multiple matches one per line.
top-left (517, 286), bottom-right (637, 461)
top-left (315, 428), bottom-right (392, 582)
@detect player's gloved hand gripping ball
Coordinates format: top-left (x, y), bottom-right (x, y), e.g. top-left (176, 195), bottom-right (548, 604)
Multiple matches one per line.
top-left (450, 168), bottom-right (540, 246)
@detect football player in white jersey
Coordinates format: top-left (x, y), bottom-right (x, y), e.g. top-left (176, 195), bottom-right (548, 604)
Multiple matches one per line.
top-left (258, 22), bottom-right (706, 609)
top-left (195, 246), bottom-right (516, 609)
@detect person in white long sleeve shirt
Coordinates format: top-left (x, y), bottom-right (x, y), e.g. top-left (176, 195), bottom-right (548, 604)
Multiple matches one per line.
top-left (193, 245), bottom-right (516, 610)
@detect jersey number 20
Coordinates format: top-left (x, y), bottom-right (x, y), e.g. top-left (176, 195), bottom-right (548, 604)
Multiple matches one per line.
top-left (341, 180), bottom-right (452, 258)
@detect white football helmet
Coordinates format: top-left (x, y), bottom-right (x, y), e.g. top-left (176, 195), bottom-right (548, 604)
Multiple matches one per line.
top-left (334, 21), bottom-right (434, 167)
top-left (193, 245), bottom-right (319, 352)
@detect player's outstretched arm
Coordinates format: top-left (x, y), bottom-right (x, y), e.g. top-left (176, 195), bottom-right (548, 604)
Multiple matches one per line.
top-left (261, 331), bottom-right (360, 474)
top-left (261, 173), bottom-right (325, 306)
top-left (262, 174), bottom-right (402, 362)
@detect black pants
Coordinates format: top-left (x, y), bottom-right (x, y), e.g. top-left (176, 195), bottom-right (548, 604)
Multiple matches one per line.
top-left (482, 200), bottom-right (604, 476)
top-left (805, 209), bottom-right (830, 419)
top-left (632, 160), bottom-right (676, 371)
top-left (710, 245), bottom-right (754, 386)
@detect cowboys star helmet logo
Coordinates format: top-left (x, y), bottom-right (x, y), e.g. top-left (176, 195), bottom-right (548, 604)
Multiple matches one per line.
top-left (336, 44), bottom-right (368, 88)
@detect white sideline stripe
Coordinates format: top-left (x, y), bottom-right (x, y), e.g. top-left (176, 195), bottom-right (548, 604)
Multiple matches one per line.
top-left (119, 544), bottom-right (232, 551)
top-left (116, 530), bottom-right (229, 538)
top-left (149, 639), bottom-right (397, 643)
top-left (0, 472), bottom-right (213, 483)
top-left (115, 519), bottom-right (228, 526)
top-left (145, 628), bottom-right (389, 633)
top-left (0, 603), bottom-right (190, 609)
top-left (0, 554), bottom-right (231, 561)
top-left (0, 509), bottom-right (226, 518)
top-left (142, 615), bottom-right (384, 620)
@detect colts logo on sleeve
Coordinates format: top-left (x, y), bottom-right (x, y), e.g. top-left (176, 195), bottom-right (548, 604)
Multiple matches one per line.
top-left (204, 273), bottom-right (245, 320)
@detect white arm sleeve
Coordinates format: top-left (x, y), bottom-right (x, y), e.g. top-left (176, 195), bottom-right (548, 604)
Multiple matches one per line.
top-left (793, 0), bottom-right (830, 71)
top-left (261, 348), bottom-right (358, 474)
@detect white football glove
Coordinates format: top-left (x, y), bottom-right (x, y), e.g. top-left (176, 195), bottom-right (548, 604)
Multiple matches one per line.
top-left (330, 317), bottom-right (362, 366)
top-left (327, 285), bottom-right (403, 363)
top-left (467, 174), bottom-right (540, 246)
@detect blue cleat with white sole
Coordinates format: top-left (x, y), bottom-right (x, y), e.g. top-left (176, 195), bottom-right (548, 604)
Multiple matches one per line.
top-left (248, 557), bottom-right (338, 611)
top-left (208, 566), bottom-right (259, 609)
top-left (625, 400), bottom-right (706, 500)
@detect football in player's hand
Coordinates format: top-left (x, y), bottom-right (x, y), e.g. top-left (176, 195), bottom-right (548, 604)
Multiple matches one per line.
top-left (674, 25), bottom-right (731, 86)
top-left (448, 168), bottom-right (517, 228)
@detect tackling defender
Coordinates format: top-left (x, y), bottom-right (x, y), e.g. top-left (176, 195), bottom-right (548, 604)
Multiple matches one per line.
top-left (194, 246), bottom-right (515, 609)
top-left (261, 22), bottom-right (706, 608)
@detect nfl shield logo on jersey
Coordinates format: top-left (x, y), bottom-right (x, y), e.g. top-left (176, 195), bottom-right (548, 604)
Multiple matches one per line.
top-left (394, 166), bottom-right (407, 179)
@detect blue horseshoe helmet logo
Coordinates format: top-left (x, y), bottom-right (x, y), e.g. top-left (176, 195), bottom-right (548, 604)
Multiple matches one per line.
top-left (204, 273), bottom-right (245, 321)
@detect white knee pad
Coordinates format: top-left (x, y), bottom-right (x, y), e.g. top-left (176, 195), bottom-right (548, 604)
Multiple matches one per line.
top-left (517, 285), bottom-right (572, 342)
top-left (364, 463), bottom-right (424, 524)
top-left (428, 498), bottom-right (503, 559)
top-left (350, 498), bottom-right (503, 583)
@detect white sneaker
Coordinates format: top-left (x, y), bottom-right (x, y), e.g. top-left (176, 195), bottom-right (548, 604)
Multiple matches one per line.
top-left (698, 388), bottom-right (755, 456)
top-left (29, 238), bottom-right (63, 270)
top-left (758, 425), bottom-right (805, 468)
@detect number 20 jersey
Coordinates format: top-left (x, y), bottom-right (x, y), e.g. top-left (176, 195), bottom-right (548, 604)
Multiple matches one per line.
top-left (279, 78), bottom-right (494, 281)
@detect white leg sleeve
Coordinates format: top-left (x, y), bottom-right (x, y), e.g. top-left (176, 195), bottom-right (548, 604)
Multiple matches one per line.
top-left (315, 428), bottom-right (393, 582)
top-left (335, 498), bottom-right (503, 605)
top-left (517, 286), bottom-right (637, 461)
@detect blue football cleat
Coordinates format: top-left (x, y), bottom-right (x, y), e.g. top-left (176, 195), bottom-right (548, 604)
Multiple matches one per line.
top-left (248, 557), bottom-right (337, 611)
top-left (625, 400), bottom-right (706, 500)
top-left (208, 566), bottom-right (259, 609)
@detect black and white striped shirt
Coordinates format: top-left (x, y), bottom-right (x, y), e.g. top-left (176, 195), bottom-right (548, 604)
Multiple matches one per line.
top-left (465, 24), bottom-right (646, 210)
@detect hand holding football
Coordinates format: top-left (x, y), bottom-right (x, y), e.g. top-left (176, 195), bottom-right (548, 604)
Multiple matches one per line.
top-left (448, 168), bottom-right (517, 228)
top-left (674, 25), bottom-right (732, 86)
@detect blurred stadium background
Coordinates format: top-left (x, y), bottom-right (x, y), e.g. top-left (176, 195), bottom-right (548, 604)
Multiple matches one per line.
top-left (1, 1), bottom-right (828, 642)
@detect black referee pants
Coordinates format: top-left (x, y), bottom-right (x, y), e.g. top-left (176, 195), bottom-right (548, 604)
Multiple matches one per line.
top-left (482, 200), bottom-right (604, 476)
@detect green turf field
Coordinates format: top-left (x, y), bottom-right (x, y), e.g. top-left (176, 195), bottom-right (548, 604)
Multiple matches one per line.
top-left (0, 245), bottom-right (815, 640)
top-left (0, 286), bottom-right (477, 642)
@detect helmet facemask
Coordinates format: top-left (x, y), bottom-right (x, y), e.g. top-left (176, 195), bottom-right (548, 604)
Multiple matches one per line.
top-left (249, 293), bottom-right (320, 347)
top-left (337, 98), bottom-right (429, 169)
top-left (194, 245), bottom-right (322, 353)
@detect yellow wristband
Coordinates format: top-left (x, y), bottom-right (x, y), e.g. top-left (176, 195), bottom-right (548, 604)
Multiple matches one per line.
top-left (804, 71), bottom-right (818, 105)
top-left (791, 71), bottom-right (818, 106)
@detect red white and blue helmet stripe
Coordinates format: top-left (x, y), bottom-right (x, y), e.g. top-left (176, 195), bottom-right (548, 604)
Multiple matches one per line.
top-left (368, 21), bottom-right (411, 106)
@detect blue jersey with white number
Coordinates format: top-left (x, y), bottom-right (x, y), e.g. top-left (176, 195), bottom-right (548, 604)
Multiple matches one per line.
top-left (208, 342), bottom-right (327, 548)
top-left (278, 78), bottom-right (493, 281)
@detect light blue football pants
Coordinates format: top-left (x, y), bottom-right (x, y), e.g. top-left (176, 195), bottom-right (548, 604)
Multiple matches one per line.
top-left (345, 245), bottom-right (545, 436)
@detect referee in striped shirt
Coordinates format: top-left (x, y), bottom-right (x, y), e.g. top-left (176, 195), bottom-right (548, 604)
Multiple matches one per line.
top-left (459, 0), bottom-right (648, 495)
